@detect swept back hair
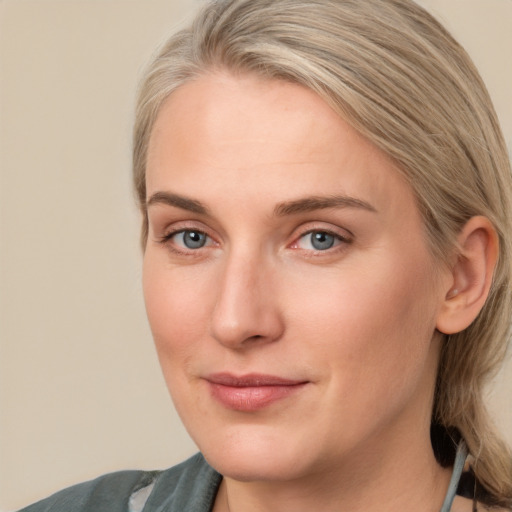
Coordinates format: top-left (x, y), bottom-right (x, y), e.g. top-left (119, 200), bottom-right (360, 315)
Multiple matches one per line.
top-left (133, 0), bottom-right (512, 505)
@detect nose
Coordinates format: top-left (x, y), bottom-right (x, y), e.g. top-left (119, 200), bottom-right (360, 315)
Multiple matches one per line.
top-left (209, 249), bottom-right (285, 349)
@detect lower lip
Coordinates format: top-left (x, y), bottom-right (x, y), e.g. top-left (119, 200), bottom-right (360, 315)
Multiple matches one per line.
top-left (207, 382), bottom-right (307, 411)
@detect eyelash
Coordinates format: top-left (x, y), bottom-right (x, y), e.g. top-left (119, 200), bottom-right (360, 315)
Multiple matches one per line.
top-left (291, 228), bottom-right (352, 254)
top-left (157, 228), bottom-right (216, 254)
top-left (157, 226), bottom-right (352, 256)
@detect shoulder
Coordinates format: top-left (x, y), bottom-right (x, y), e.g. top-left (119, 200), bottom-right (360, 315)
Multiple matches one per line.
top-left (143, 452), bottom-right (221, 511)
top-left (17, 453), bottom-right (221, 512)
top-left (17, 469), bottom-right (157, 512)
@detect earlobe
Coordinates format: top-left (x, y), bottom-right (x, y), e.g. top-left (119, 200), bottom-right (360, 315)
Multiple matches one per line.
top-left (436, 216), bottom-right (499, 335)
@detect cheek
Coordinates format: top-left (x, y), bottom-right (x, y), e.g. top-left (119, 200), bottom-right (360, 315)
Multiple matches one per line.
top-left (285, 253), bottom-right (439, 393)
top-left (142, 256), bottom-right (213, 367)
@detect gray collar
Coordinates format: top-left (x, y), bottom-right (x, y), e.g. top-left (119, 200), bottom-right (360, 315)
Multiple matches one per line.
top-left (439, 441), bottom-right (469, 512)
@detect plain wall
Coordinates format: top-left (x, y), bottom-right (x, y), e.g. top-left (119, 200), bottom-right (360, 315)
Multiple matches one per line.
top-left (0, 0), bottom-right (511, 510)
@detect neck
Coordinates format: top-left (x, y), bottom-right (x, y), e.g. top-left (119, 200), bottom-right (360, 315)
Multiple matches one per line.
top-left (214, 425), bottom-right (452, 512)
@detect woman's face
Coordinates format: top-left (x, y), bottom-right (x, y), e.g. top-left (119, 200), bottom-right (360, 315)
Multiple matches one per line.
top-left (143, 72), bottom-right (449, 481)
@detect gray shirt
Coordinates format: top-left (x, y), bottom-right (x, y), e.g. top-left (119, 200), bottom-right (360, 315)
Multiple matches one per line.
top-left (18, 445), bottom-right (468, 512)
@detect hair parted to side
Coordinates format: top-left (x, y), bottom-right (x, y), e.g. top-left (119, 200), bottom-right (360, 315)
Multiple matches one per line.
top-left (133, 0), bottom-right (512, 506)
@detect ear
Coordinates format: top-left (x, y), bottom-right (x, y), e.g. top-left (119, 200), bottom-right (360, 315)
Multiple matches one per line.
top-left (436, 216), bottom-right (499, 335)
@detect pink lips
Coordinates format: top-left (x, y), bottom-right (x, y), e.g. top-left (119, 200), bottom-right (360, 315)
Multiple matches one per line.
top-left (205, 373), bottom-right (308, 412)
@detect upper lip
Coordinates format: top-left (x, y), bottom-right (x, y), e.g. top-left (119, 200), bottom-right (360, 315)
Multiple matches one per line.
top-left (205, 373), bottom-right (308, 387)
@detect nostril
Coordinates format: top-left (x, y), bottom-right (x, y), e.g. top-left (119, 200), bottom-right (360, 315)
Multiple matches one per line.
top-left (210, 261), bottom-right (285, 348)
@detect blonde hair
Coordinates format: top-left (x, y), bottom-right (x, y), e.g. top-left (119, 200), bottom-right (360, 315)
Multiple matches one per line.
top-left (133, 0), bottom-right (512, 505)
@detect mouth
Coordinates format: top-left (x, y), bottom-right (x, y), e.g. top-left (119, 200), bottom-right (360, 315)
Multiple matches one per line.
top-left (204, 373), bottom-right (309, 412)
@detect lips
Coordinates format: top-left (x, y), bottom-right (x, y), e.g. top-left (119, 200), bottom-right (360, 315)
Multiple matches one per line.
top-left (204, 373), bottom-right (308, 411)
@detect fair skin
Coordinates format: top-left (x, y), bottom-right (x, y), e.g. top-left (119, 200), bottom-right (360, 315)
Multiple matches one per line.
top-left (142, 72), bottom-right (497, 512)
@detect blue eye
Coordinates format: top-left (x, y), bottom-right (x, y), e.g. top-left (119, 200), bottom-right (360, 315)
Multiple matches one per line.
top-left (310, 231), bottom-right (336, 250)
top-left (297, 231), bottom-right (342, 251)
top-left (174, 230), bottom-right (208, 249)
top-left (310, 231), bottom-right (336, 251)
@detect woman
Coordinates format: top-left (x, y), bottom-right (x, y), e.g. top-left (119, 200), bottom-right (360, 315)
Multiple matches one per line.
top-left (19, 0), bottom-right (512, 510)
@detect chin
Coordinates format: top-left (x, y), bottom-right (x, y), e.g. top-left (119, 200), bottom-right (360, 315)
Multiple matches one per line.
top-left (194, 425), bottom-right (314, 482)
top-left (204, 449), bottom-right (308, 483)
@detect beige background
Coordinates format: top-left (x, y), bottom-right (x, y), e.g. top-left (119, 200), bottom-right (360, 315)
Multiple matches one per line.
top-left (0, 0), bottom-right (511, 510)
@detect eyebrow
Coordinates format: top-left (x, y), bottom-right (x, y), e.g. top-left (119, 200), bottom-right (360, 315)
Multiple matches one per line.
top-left (146, 191), bottom-right (376, 217)
top-left (147, 191), bottom-right (209, 215)
top-left (274, 195), bottom-right (377, 216)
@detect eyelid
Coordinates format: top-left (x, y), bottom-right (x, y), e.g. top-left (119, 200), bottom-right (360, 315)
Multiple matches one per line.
top-left (159, 228), bottom-right (211, 245)
top-left (155, 219), bottom-right (214, 240)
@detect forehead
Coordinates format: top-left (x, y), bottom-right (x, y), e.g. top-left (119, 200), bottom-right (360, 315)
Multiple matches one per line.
top-left (147, 72), bottom-right (345, 166)
top-left (146, 72), bottom-right (416, 220)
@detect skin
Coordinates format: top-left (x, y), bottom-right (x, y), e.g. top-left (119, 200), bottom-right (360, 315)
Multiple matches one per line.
top-left (142, 71), bottom-right (477, 512)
